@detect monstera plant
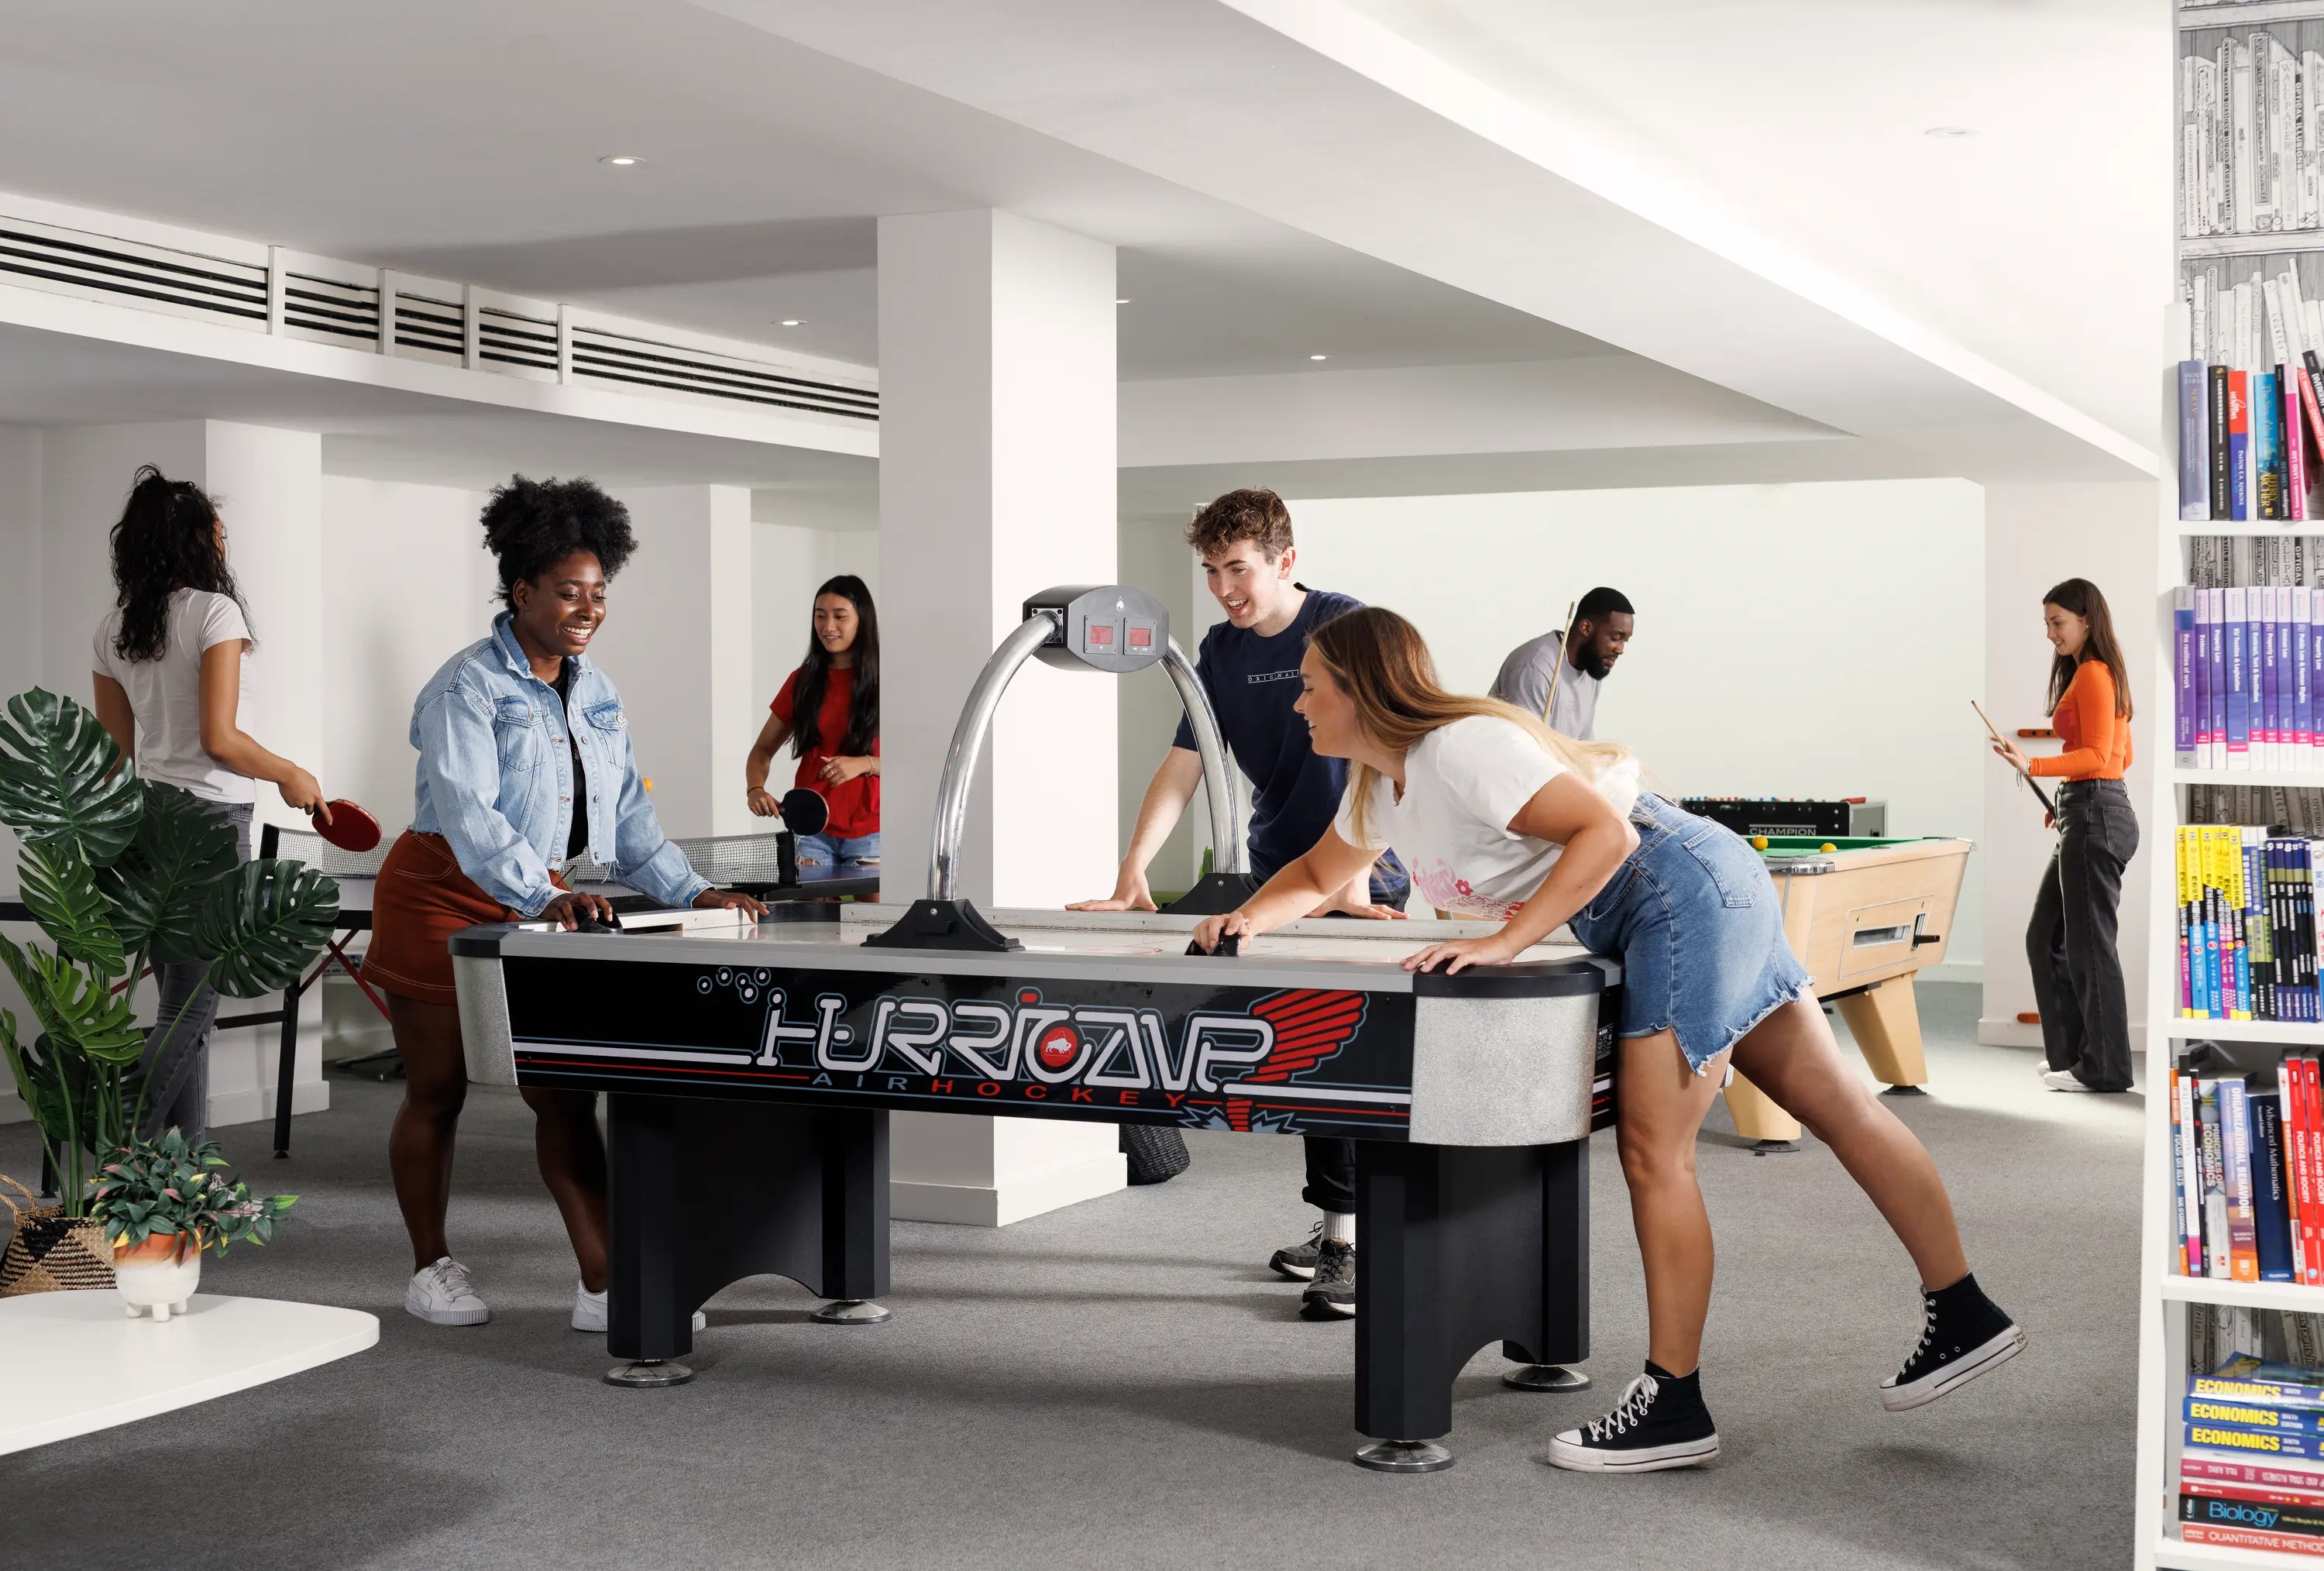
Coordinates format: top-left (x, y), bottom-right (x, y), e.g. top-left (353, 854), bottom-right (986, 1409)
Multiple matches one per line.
top-left (0, 689), bottom-right (339, 1215)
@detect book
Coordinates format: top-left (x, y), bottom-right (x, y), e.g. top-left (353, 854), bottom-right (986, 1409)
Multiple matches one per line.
top-left (2186, 1069), bottom-right (2210, 1274)
top-left (2179, 586), bottom-right (2199, 770)
top-left (2185, 1449), bottom-right (2324, 1494)
top-left (2199, 1355), bottom-right (2324, 1411)
top-left (2188, 1394), bottom-right (2324, 1435)
top-left (2234, 367), bottom-right (2254, 521)
top-left (2232, 589), bottom-right (2253, 770)
top-left (2228, 1076), bottom-right (2264, 1280)
top-left (2185, 357), bottom-right (2215, 520)
top-left (2186, 1416), bottom-right (2324, 1459)
top-left (2180, 1518), bottom-right (2324, 1555)
top-left (2264, 369), bottom-right (2288, 520)
top-left (2216, 363), bottom-right (2236, 519)
top-left (2181, 1487), bottom-right (2324, 1534)
top-left (2205, 1079), bottom-right (2235, 1276)
top-left (2258, 1091), bottom-right (2299, 1281)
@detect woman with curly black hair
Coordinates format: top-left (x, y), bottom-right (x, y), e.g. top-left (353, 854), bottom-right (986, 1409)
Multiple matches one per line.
top-left (361, 476), bottom-right (765, 1331)
top-left (743, 574), bottom-right (880, 870)
top-left (90, 466), bottom-right (328, 1141)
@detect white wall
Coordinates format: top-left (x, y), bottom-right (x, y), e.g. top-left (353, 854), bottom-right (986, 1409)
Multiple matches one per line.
top-left (1116, 514), bottom-right (1202, 894)
top-left (36, 423), bottom-right (208, 700)
top-left (318, 476), bottom-right (496, 830)
top-left (1279, 480), bottom-right (1989, 969)
top-left (751, 522), bottom-right (880, 748)
top-left (1978, 481), bottom-right (2157, 1043)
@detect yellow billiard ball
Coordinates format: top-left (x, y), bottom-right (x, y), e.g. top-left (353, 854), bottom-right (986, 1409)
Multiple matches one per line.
top-left (1750, 835), bottom-right (1769, 851)
top-left (1819, 842), bottom-right (1838, 854)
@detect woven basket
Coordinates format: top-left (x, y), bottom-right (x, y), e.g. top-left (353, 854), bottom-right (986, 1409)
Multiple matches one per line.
top-left (0, 1172), bottom-right (115, 1294)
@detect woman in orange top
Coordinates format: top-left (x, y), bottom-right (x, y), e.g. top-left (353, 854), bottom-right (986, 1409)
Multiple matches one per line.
top-left (1992, 578), bottom-right (2137, 1093)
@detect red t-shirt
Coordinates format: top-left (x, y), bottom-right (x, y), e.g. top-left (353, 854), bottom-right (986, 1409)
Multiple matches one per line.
top-left (771, 665), bottom-right (879, 838)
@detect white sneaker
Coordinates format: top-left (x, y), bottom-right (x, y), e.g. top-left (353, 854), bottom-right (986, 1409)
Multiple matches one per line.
top-left (572, 1281), bottom-right (706, 1334)
top-left (2040, 1069), bottom-right (2095, 1093)
top-left (405, 1256), bottom-right (490, 1326)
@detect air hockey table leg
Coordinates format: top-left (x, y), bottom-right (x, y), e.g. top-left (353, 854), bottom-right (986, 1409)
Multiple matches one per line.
top-left (1352, 1139), bottom-right (1589, 1471)
top-left (603, 1095), bottom-right (889, 1386)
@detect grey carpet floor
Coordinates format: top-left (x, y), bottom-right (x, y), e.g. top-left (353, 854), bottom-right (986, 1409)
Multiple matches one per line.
top-left (0, 984), bottom-right (2138, 1571)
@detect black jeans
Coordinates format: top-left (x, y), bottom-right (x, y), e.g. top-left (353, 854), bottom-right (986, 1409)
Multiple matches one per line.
top-left (136, 800), bottom-right (256, 1141)
top-left (2025, 779), bottom-right (2137, 1091)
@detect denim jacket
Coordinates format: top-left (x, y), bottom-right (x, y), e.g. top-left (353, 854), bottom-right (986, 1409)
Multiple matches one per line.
top-left (407, 613), bottom-right (708, 917)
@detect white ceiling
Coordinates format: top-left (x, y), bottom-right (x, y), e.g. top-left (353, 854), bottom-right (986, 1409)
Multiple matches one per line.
top-left (0, 0), bottom-right (2167, 490)
top-left (0, 0), bottom-right (1604, 381)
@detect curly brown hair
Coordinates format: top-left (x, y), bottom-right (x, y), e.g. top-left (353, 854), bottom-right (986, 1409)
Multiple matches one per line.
top-left (1184, 487), bottom-right (1294, 560)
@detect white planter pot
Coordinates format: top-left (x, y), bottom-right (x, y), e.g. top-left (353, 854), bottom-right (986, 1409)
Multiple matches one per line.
top-left (115, 1253), bottom-right (201, 1321)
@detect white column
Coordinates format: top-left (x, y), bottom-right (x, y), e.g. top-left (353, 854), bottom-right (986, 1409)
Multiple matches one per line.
top-left (1978, 481), bottom-right (2156, 1050)
top-left (878, 208), bottom-right (1126, 1225)
top-left (598, 485), bottom-right (755, 840)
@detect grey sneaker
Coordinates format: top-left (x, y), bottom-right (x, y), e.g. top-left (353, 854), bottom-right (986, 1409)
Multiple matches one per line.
top-left (572, 1282), bottom-right (706, 1334)
top-left (1270, 1219), bottom-right (1326, 1281)
top-left (1301, 1239), bottom-right (1356, 1319)
top-left (405, 1256), bottom-right (489, 1326)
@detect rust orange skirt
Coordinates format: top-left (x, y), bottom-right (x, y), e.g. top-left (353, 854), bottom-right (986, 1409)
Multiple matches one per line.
top-left (360, 830), bottom-right (566, 1006)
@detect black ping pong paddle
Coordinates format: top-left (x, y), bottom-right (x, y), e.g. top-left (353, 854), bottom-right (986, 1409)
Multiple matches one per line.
top-left (779, 787), bottom-right (829, 837)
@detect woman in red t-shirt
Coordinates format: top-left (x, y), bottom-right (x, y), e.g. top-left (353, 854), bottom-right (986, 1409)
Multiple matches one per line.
top-left (745, 576), bottom-right (880, 869)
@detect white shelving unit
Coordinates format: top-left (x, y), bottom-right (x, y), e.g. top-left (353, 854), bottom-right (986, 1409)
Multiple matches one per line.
top-left (2146, 13), bottom-right (2324, 1565)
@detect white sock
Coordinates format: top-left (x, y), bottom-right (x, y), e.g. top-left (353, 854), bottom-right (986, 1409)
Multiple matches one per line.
top-left (1325, 1212), bottom-right (1356, 1246)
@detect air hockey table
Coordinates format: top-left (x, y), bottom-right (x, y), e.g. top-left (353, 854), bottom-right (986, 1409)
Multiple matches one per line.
top-left (452, 585), bottom-right (1622, 1473)
top-left (453, 903), bottom-right (1616, 1472)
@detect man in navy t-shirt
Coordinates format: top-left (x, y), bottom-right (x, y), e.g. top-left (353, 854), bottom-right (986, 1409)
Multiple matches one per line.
top-left (1072, 488), bottom-right (1406, 1322)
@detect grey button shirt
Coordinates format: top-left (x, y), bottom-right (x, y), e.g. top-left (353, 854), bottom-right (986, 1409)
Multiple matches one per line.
top-left (1488, 631), bottom-right (1600, 740)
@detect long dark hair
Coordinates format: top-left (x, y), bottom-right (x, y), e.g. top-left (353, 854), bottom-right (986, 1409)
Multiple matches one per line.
top-left (791, 576), bottom-right (879, 757)
top-left (2044, 577), bottom-right (2133, 720)
top-left (108, 466), bottom-right (249, 662)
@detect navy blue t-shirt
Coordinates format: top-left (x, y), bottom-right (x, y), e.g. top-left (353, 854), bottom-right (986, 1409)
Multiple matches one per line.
top-left (1171, 586), bottom-right (1408, 899)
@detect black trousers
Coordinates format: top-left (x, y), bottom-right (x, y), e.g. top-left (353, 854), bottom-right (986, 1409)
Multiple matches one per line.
top-left (1304, 1136), bottom-right (1357, 1214)
top-left (2026, 778), bottom-right (2138, 1091)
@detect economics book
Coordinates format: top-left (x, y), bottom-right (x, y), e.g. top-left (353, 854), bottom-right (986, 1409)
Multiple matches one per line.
top-left (2189, 1417), bottom-right (2324, 1459)
top-left (2199, 1355), bottom-right (2324, 1410)
top-left (2188, 1395), bottom-right (2324, 1435)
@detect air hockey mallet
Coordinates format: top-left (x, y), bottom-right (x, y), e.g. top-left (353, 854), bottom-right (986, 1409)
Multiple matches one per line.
top-left (1971, 700), bottom-right (2056, 820)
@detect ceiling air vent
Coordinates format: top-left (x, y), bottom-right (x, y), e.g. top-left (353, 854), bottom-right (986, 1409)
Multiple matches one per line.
top-left (569, 325), bottom-right (878, 421)
top-left (281, 270), bottom-right (379, 344)
top-left (0, 216), bottom-right (266, 327)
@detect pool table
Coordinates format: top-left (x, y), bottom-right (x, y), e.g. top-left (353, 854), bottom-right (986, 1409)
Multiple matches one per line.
top-left (1721, 835), bottom-right (1972, 1147)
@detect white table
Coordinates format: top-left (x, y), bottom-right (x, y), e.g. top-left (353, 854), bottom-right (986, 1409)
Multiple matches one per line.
top-left (0, 1292), bottom-right (378, 1454)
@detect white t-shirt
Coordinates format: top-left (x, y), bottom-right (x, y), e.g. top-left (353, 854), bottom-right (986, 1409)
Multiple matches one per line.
top-left (1333, 714), bottom-right (1641, 920)
top-left (91, 590), bottom-right (256, 803)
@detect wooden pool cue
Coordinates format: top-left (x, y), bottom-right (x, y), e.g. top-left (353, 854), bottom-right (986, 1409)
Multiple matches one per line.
top-left (1540, 599), bottom-right (1579, 729)
top-left (1971, 699), bottom-right (2056, 816)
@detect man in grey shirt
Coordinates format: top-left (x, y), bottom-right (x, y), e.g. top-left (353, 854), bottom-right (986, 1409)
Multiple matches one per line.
top-left (1488, 586), bottom-right (1634, 740)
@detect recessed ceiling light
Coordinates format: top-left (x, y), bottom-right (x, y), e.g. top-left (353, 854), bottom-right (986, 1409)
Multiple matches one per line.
top-left (779, 319), bottom-right (801, 327)
top-left (1309, 354), bottom-right (1329, 361)
top-left (1923, 125), bottom-right (1976, 139)
top-left (1116, 297), bottom-right (1131, 305)
top-left (599, 154), bottom-right (644, 166)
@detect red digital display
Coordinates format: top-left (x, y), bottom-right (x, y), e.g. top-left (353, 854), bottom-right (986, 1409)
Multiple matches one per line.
top-left (1127, 625), bottom-right (1152, 648)
top-left (1086, 624), bottom-right (1114, 647)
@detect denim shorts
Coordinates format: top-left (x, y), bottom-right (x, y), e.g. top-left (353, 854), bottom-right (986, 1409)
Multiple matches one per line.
top-left (1567, 794), bottom-right (1814, 1074)
top-left (796, 830), bottom-right (880, 871)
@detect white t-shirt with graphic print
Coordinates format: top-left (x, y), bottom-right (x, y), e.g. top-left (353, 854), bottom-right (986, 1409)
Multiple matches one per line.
top-left (1332, 714), bottom-right (1641, 920)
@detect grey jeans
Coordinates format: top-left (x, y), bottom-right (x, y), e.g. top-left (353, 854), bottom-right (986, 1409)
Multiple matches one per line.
top-left (136, 800), bottom-right (254, 1142)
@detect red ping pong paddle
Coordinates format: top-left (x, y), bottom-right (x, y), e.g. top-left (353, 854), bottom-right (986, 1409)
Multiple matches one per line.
top-left (779, 788), bottom-right (829, 837)
top-left (307, 799), bottom-right (382, 853)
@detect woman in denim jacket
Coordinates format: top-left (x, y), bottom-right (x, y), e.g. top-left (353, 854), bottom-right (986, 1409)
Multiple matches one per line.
top-left (363, 477), bottom-right (764, 1331)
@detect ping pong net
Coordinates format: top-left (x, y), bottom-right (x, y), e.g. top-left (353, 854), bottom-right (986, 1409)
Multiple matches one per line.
top-left (261, 823), bottom-right (391, 879)
top-left (264, 826), bottom-right (834, 895)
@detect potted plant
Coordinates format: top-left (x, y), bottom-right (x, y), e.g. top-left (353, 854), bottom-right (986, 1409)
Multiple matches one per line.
top-left (0, 688), bottom-right (338, 1277)
top-left (88, 1127), bottom-right (296, 1319)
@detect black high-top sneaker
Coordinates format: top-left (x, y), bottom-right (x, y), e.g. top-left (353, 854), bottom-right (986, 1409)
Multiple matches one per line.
top-left (1881, 1273), bottom-right (2027, 1411)
top-left (1548, 1363), bottom-right (1719, 1473)
top-left (1300, 1238), bottom-right (1356, 1319)
top-left (1270, 1219), bottom-right (1325, 1281)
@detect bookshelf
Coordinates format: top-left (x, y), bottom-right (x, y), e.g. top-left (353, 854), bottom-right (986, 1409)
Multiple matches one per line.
top-left (2146, 12), bottom-right (2324, 1566)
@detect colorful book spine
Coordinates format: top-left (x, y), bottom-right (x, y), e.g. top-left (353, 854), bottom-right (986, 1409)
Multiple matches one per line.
top-left (2198, 1357), bottom-right (2324, 1410)
top-left (2259, 1091), bottom-right (2299, 1281)
top-left (2186, 1450), bottom-right (2324, 1494)
top-left (2216, 363), bottom-right (2236, 518)
top-left (2263, 370), bottom-right (2287, 519)
top-left (2200, 590), bottom-right (2219, 768)
top-left (2298, 1059), bottom-right (2324, 1285)
top-left (2179, 587), bottom-right (2199, 769)
top-left (2293, 373), bottom-right (2312, 520)
top-left (2205, 1079), bottom-right (2235, 1276)
top-left (2187, 1418), bottom-right (2324, 1460)
top-left (2231, 589), bottom-right (2253, 769)
top-left (2234, 369), bottom-right (2254, 520)
top-left (2215, 586), bottom-right (2233, 771)
top-left (2300, 586), bottom-right (2316, 768)
top-left (2229, 1077), bottom-right (2264, 1279)
top-left (2189, 1396), bottom-right (2324, 1436)
top-left (2267, 591), bottom-right (2283, 768)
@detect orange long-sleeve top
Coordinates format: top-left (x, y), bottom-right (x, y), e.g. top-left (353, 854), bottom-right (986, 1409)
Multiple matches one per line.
top-left (2028, 659), bottom-right (2131, 780)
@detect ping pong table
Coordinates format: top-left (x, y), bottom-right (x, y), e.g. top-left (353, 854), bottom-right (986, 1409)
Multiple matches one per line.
top-left (0, 826), bottom-right (876, 1166)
